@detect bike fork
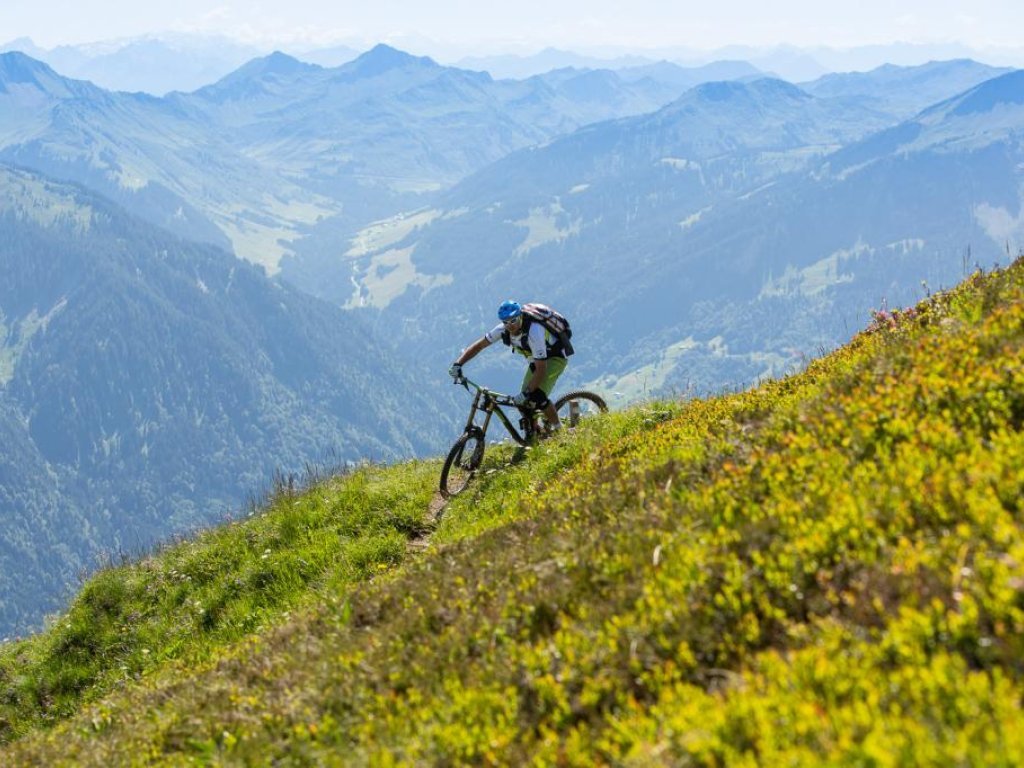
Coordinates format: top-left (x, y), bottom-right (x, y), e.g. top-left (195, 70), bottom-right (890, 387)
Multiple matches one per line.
top-left (465, 390), bottom-right (494, 436)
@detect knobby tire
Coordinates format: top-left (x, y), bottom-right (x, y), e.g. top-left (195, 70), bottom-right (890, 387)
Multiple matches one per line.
top-left (439, 428), bottom-right (485, 499)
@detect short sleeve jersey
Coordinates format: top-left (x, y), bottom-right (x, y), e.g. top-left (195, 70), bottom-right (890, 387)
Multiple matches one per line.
top-left (484, 321), bottom-right (551, 360)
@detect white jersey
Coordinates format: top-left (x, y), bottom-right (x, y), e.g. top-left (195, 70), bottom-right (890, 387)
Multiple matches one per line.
top-left (484, 321), bottom-right (551, 360)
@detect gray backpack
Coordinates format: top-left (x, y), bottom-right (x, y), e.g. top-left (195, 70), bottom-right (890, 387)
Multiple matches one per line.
top-left (519, 303), bottom-right (574, 357)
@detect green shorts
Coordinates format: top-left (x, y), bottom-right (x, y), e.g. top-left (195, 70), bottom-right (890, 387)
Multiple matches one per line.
top-left (522, 356), bottom-right (567, 398)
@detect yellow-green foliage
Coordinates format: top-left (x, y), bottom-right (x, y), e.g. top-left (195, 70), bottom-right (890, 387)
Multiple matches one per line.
top-left (2, 260), bottom-right (1023, 766)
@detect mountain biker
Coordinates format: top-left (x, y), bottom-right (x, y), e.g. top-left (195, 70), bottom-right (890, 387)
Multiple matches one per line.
top-left (449, 300), bottom-right (570, 433)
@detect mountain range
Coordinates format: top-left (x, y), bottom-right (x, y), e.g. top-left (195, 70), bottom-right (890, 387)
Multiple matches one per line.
top-left (11, 34), bottom-right (1016, 94)
top-left (0, 46), bottom-right (1010, 287)
top-left (0, 46), bottom-right (713, 276)
top-left (0, 34), bottom-right (359, 96)
top-left (326, 69), bottom-right (1024, 403)
top-left (802, 58), bottom-right (1016, 119)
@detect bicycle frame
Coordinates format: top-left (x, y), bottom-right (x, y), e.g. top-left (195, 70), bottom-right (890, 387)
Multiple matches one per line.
top-left (441, 376), bottom-right (607, 499)
top-left (457, 376), bottom-right (537, 447)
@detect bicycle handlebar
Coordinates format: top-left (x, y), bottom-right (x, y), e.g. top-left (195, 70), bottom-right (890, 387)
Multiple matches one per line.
top-left (454, 374), bottom-right (516, 406)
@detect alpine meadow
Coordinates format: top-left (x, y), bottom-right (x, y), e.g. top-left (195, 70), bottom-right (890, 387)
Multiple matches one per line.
top-left (1, 246), bottom-right (1022, 765)
top-left (1, 14), bottom-right (1024, 765)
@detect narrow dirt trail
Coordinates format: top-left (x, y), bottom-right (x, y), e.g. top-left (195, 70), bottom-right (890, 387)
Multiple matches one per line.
top-left (406, 491), bottom-right (449, 552)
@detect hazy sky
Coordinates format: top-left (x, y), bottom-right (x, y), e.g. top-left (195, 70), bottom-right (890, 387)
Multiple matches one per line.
top-left (4, 1), bottom-right (1024, 56)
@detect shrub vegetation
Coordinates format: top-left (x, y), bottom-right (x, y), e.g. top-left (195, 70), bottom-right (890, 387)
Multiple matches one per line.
top-left (2, 258), bottom-right (1023, 765)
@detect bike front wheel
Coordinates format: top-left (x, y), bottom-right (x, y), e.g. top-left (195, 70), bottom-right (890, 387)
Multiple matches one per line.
top-left (553, 390), bottom-right (608, 427)
top-left (439, 428), bottom-right (486, 498)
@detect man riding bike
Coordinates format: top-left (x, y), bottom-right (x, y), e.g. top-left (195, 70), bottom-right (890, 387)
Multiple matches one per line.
top-left (449, 300), bottom-right (571, 433)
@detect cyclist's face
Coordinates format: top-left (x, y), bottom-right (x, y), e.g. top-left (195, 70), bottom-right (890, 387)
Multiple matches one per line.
top-left (503, 316), bottom-right (522, 333)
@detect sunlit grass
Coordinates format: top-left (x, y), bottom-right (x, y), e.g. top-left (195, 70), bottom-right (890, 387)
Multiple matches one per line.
top-left (2, 258), bottom-right (1023, 765)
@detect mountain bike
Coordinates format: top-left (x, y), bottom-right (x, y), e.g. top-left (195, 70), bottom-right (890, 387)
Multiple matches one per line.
top-left (439, 374), bottom-right (607, 498)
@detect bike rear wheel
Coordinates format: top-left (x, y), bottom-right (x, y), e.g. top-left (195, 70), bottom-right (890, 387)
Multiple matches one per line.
top-left (553, 390), bottom-right (608, 427)
top-left (439, 428), bottom-right (486, 498)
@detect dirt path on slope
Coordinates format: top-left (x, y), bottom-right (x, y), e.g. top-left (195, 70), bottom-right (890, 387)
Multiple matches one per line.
top-left (406, 492), bottom-right (449, 553)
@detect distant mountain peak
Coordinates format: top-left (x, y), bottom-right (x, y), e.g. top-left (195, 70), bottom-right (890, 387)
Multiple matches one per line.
top-left (197, 51), bottom-right (322, 99)
top-left (0, 51), bottom-right (96, 98)
top-left (691, 80), bottom-right (745, 100)
top-left (0, 37), bottom-right (42, 55)
top-left (263, 50), bottom-right (315, 72)
top-left (345, 44), bottom-right (438, 77)
top-left (0, 50), bottom-right (57, 83)
top-left (689, 77), bottom-right (809, 105)
top-left (233, 51), bottom-right (320, 79)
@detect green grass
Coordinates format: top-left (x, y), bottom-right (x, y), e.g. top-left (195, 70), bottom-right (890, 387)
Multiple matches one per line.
top-left (0, 460), bottom-right (440, 742)
top-left (2, 258), bottom-right (1024, 765)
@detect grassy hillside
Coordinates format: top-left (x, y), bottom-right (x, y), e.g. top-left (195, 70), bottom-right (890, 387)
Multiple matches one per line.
top-left (2, 257), bottom-right (1023, 765)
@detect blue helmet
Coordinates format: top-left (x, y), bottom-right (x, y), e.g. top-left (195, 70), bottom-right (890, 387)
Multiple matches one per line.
top-left (497, 300), bottom-right (522, 321)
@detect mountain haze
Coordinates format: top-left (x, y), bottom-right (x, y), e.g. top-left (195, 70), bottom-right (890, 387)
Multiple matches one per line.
top-left (179, 44), bottom-right (686, 190)
top-left (0, 35), bottom-right (266, 95)
top-left (0, 46), bottom-right (697, 277)
top-left (326, 70), bottom-right (1024, 403)
top-left (802, 58), bottom-right (1014, 119)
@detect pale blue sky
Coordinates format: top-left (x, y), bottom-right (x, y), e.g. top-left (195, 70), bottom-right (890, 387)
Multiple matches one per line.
top-left (4, 1), bottom-right (1023, 57)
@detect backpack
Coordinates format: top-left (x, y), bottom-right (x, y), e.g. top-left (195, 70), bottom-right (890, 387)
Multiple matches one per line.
top-left (516, 303), bottom-right (575, 357)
